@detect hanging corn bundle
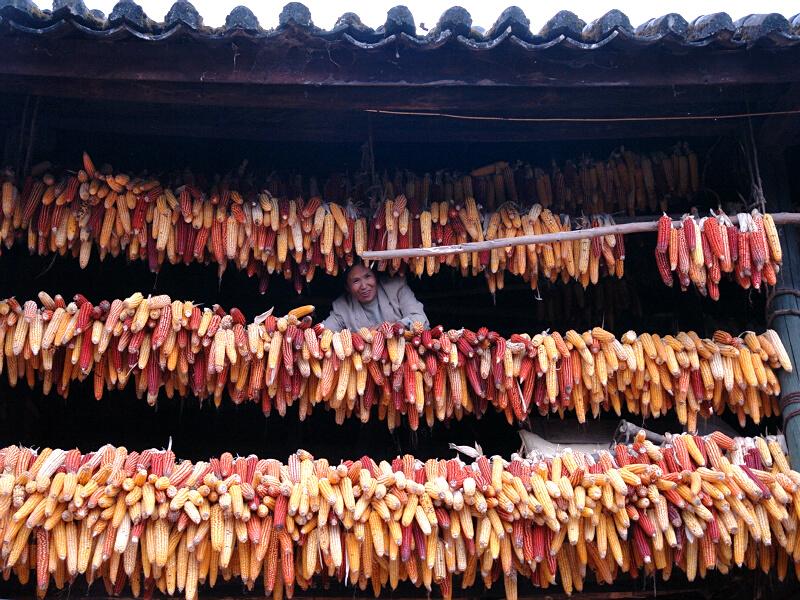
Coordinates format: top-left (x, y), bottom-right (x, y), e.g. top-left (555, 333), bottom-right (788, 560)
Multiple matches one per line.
top-left (0, 144), bottom-right (704, 294)
top-left (371, 200), bottom-right (625, 292)
top-left (466, 141), bottom-right (699, 215)
top-left (0, 293), bottom-right (790, 431)
top-left (654, 209), bottom-right (782, 299)
top-left (0, 432), bottom-right (798, 600)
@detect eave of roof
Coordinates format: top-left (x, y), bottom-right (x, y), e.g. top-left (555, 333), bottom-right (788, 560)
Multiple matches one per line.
top-left (0, 1), bottom-right (799, 51)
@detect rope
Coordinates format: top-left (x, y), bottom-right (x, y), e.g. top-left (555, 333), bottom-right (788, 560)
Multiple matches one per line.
top-left (766, 288), bottom-right (800, 306)
top-left (365, 107), bottom-right (800, 124)
top-left (781, 391), bottom-right (800, 428)
top-left (768, 309), bottom-right (800, 328)
top-left (766, 288), bottom-right (800, 327)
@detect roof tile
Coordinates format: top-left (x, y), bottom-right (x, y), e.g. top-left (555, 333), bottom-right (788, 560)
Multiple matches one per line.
top-left (224, 5), bottom-right (258, 31)
top-left (486, 6), bottom-right (530, 40)
top-left (279, 1), bottom-right (312, 28)
top-left (164, 0), bottom-right (202, 30)
top-left (381, 5), bottom-right (415, 36)
top-left (0, 2), bottom-right (797, 50)
top-left (539, 10), bottom-right (585, 39)
top-left (109, 0), bottom-right (148, 29)
top-left (53, 0), bottom-right (90, 19)
top-left (582, 9), bottom-right (632, 42)
top-left (635, 13), bottom-right (688, 38)
top-left (734, 13), bottom-right (790, 41)
top-left (687, 12), bottom-right (735, 41)
top-left (431, 6), bottom-right (472, 38)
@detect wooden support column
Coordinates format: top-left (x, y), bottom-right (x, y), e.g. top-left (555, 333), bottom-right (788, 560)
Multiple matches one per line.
top-left (763, 150), bottom-right (800, 468)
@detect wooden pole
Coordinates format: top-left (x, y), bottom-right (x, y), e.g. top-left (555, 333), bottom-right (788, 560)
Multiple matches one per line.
top-left (762, 158), bottom-right (800, 469)
top-left (361, 212), bottom-right (800, 261)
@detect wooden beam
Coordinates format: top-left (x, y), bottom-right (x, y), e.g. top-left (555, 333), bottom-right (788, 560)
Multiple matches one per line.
top-left (2, 75), bottom-right (788, 144)
top-left (2, 37), bottom-right (800, 90)
top-left (361, 212), bottom-right (800, 261)
top-left (31, 108), bottom-right (742, 144)
top-left (762, 153), bottom-right (800, 468)
top-left (1, 74), bottom-right (787, 114)
top-left (3, 68), bottom-right (796, 144)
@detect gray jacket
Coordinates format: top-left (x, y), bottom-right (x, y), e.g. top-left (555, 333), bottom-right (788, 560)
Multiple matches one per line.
top-left (321, 276), bottom-right (429, 331)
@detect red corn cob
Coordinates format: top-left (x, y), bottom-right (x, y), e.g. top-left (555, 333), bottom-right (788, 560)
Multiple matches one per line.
top-left (78, 332), bottom-right (93, 373)
top-left (655, 250), bottom-right (673, 287)
top-left (741, 465), bottom-right (771, 499)
top-left (632, 524), bottom-right (652, 564)
top-left (656, 214), bottom-right (671, 253)
top-left (738, 230), bottom-right (751, 277)
top-left (36, 528), bottom-right (49, 593)
top-left (682, 216), bottom-right (696, 252)
top-left (703, 217), bottom-right (725, 260)
top-left (677, 232), bottom-right (690, 277)
top-left (74, 300), bottom-right (93, 334)
top-left (726, 224), bottom-right (738, 262)
top-left (752, 265), bottom-right (762, 290)
top-left (751, 214), bottom-right (768, 270)
top-left (21, 181), bottom-right (45, 227)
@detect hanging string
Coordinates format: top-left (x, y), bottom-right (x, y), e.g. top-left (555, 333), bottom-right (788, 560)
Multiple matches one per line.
top-left (744, 105), bottom-right (767, 213)
top-left (365, 107), bottom-right (800, 124)
top-left (361, 114), bottom-right (383, 210)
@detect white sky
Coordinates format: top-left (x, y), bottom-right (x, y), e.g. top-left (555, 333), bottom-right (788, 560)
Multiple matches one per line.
top-left (82, 1), bottom-right (798, 31)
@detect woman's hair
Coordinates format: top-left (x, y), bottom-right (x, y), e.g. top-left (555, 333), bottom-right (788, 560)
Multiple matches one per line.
top-left (344, 262), bottom-right (374, 285)
top-left (345, 261), bottom-right (374, 277)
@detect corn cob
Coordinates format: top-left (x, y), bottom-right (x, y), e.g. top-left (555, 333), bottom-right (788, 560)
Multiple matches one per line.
top-left (0, 294), bottom-right (789, 431)
top-left (0, 434), bottom-right (795, 599)
top-left (11, 150), bottom-right (726, 295)
top-left (657, 209), bottom-right (782, 299)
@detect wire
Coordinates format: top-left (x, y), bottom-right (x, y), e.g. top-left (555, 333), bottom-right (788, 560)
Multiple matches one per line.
top-left (364, 107), bottom-right (800, 124)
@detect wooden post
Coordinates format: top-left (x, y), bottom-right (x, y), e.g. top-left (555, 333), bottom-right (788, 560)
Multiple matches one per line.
top-left (763, 152), bottom-right (800, 468)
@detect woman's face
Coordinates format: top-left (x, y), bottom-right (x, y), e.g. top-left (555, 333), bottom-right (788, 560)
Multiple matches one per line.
top-left (347, 265), bottom-right (377, 304)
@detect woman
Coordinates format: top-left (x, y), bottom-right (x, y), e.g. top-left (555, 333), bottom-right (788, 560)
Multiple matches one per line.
top-left (321, 263), bottom-right (429, 331)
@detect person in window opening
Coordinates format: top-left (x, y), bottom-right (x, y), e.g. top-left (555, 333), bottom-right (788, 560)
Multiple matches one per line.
top-left (321, 263), bottom-right (429, 332)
